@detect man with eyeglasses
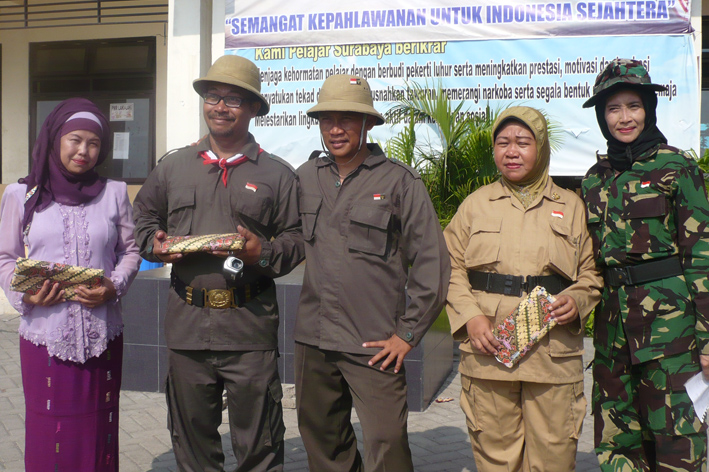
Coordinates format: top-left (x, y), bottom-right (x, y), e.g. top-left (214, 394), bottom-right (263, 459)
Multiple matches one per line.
top-left (133, 55), bottom-right (303, 472)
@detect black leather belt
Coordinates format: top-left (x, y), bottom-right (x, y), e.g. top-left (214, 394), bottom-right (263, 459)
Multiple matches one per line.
top-left (171, 272), bottom-right (273, 309)
top-left (468, 270), bottom-right (572, 297)
top-left (604, 256), bottom-right (683, 288)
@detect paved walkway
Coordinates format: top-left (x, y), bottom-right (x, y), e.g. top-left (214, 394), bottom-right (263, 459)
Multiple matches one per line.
top-left (0, 311), bottom-right (599, 471)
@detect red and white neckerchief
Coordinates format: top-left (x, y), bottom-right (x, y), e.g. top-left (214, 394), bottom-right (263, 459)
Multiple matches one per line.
top-left (200, 150), bottom-right (248, 187)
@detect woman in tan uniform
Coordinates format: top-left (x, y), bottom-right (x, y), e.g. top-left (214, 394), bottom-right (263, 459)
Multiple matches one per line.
top-left (444, 106), bottom-right (602, 471)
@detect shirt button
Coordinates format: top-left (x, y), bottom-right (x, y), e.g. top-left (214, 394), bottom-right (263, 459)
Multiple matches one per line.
top-left (405, 332), bottom-right (413, 341)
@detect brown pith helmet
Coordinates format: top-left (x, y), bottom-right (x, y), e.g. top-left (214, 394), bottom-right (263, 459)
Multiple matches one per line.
top-left (193, 55), bottom-right (269, 116)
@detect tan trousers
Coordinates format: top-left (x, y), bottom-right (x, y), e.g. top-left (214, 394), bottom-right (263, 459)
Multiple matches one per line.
top-left (460, 375), bottom-right (586, 472)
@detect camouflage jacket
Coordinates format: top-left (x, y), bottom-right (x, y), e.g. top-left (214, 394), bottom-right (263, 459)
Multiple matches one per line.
top-left (582, 144), bottom-right (709, 363)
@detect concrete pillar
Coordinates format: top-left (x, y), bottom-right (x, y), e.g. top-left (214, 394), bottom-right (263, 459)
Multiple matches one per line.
top-left (165, 0), bottom-right (225, 155)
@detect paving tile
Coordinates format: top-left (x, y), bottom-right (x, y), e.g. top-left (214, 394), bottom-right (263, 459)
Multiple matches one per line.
top-left (0, 310), bottom-right (673, 472)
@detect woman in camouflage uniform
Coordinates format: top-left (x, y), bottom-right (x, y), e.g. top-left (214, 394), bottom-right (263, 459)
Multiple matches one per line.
top-left (582, 58), bottom-right (709, 471)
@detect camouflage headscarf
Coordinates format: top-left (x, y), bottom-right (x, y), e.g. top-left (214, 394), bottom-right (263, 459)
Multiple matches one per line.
top-left (585, 58), bottom-right (667, 171)
top-left (492, 106), bottom-right (550, 208)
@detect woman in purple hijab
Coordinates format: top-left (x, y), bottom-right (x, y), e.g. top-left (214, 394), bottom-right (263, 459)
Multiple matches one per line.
top-left (0, 98), bottom-right (141, 471)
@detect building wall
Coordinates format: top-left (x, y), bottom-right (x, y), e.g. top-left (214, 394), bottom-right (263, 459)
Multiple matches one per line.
top-left (2, 0), bottom-right (702, 184)
top-left (165, 0), bottom-right (225, 152)
top-left (0, 23), bottom-right (168, 184)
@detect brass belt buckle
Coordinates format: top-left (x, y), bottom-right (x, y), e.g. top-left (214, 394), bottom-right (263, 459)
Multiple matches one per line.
top-left (206, 289), bottom-right (233, 309)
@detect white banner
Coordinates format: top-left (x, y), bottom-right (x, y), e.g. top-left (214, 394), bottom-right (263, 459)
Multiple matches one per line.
top-left (224, 0), bottom-right (698, 176)
top-left (226, 0), bottom-right (692, 47)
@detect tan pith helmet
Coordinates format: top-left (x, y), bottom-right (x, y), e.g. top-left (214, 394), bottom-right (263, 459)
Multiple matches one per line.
top-left (307, 74), bottom-right (385, 125)
top-left (193, 55), bottom-right (270, 116)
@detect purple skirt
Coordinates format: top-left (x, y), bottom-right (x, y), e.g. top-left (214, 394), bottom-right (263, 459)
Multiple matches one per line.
top-left (20, 335), bottom-right (123, 472)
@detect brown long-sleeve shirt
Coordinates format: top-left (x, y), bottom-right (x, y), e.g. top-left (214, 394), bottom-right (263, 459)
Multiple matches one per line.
top-left (294, 144), bottom-right (451, 355)
top-left (132, 134), bottom-right (304, 351)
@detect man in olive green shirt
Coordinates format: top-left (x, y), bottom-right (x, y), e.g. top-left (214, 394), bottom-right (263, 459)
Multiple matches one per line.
top-left (294, 74), bottom-right (450, 472)
top-left (133, 55), bottom-right (303, 472)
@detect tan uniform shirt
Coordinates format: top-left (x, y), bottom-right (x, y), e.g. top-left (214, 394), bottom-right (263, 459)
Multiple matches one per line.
top-left (133, 135), bottom-right (304, 351)
top-left (294, 145), bottom-right (451, 355)
top-left (444, 180), bottom-right (602, 383)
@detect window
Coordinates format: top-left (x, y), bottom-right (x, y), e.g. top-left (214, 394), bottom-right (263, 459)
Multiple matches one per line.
top-left (30, 37), bottom-right (156, 182)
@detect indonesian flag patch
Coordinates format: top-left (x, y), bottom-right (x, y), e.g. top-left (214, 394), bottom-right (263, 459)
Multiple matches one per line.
top-left (373, 194), bottom-right (385, 200)
top-left (551, 210), bottom-right (564, 219)
top-left (641, 181), bottom-right (651, 188)
top-left (245, 183), bottom-right (258, 192)
top-left (350, 78), bottom-right (360, 85)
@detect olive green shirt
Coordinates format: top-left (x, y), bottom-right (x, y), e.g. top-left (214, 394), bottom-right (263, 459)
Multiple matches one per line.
top-left (294, 144), bottom-right (450, 354)
top-left (133, 134), bottom-right (304, 350)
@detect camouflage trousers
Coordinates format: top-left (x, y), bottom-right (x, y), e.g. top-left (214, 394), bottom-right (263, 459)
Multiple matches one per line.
top-left (593, 349), bottom-right (707, 471)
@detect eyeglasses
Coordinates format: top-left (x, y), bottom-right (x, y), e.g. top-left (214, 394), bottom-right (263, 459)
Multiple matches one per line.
top-left (202, 93), bottom-right (246, 108)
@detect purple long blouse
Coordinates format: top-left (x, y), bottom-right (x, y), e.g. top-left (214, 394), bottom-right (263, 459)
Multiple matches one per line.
top-left (0, 181), bottom-right (141, 363)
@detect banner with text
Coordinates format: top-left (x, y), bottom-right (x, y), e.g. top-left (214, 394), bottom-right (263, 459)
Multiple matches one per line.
top-left (224, 1), bottom-right (697, 176)
top-left (225, 0), bottom-right (691, 47)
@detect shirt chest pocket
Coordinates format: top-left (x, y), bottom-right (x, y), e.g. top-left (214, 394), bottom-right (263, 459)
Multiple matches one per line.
top-left (621, 193), bottom-right (674, 255)
top-left (347, 204), bottom-right (392, 256)
top-left (464, 217), bottom-right (502, 268)
top-left (167, 187), bottom-right (195, 235)
top-left (299, 195), bottom-right (322, 242)
top-left (549, 219), bottom-right (579, 281)
top-left (235, 189), bottom-right (272, 227)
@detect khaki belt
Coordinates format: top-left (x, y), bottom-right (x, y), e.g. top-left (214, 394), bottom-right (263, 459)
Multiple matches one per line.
top-left (171, 272), bottom-right (272, 309)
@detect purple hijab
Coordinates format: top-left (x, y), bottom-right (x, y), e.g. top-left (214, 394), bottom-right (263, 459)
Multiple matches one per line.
top-left (20, 98), bottom-right (112, 234)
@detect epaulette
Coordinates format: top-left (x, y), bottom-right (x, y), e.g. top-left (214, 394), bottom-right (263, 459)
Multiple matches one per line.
top-left (309, 150), bottom-right (325, 160)
top-left (658, 144), bottom-right (695, 162)
top-left (389, 157), bottom-right (421, 179)
top-left (156, 147), bottom-right (186, 164)
top-left (263, 150), bottom-right (296, 173)
top-left (659, 143), bottom-right (683, 154)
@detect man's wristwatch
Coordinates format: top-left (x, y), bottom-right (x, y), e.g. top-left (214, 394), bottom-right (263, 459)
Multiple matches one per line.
top-left (258, 255), bottom-right (269, 268)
